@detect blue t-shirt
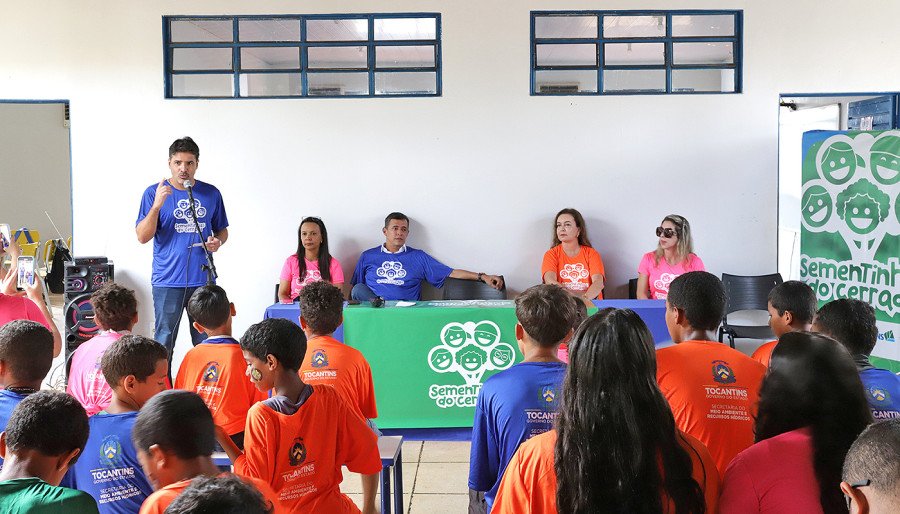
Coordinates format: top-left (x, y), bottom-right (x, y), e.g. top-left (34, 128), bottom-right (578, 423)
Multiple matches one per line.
top-left (136, 179), bottom-right (228, 287)
top-left (860, 367), bottom-right (900, 420)
top-left (0, 389), bottom-right (29, 471)
top-left (62, 411), bottom-right (153, 514)
top-left (351, 245), bottom-right (453, 301)
top-left (468, 361), bottom-right (566, 511)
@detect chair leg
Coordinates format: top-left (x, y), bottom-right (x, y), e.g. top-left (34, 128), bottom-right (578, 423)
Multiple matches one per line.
top-left (393, 453), bottom-right (403, 514)
top-left (381, 465), bottom-right (392, 514)
top-left (728, 333), bottom-right (735, 349)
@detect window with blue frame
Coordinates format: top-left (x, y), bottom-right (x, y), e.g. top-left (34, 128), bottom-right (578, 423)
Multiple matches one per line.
top-left (164, 14), bottom-right (441, 98)
top-left (531, 11), bottom-right (742, 95)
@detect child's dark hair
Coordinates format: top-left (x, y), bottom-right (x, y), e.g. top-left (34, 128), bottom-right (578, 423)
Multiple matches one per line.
top-left (90, 282), bottom-right (138, 331)
top-left (514, 284), bottom-right (578, 347)
top-left (768, 280), bottom-right (817, 324)
top-left (164, 474), bottom-right (273, 514)
top-left (667, 271), bottom-right (727, 331)
top-left (101, 334), bottom-right (168, 388)
top-left (240, 318), bottom-right (306, 372)
top-left (0, 319), bottom-right (53, 383)
top-left (187, 285), bottom-right (231, 329)
top-left (4, 390), bottom-right (89, 461)
top-left (132, 390), bottom-right (215, 459)
top-left (298, 281), bottom-right (343, 335)
top-left (814, 299), bottom-right (879, 355)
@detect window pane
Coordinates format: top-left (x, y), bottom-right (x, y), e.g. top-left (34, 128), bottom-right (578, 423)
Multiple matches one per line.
top-left (604, 43), bottom-right (664, 65)
top-left (172, 48), bottom-right (233, 71)
top-left (671, 15), bottom-right (735, 36)
top-left (375, 18), bottom-right (436, 40)
top-left (170, 19), bottom-right (233, 43)
top-left (307, 72), bottom-right (369, 95)
top-left (375, 72), bottom-right (437, 95)
top-left (534, 15), bottom-right (598, 38)
top-left (602, 69), bottom-right (665, 92)
top-left (308, 46), bottom-right (368, 69)
top-left (240, 47), bottom-right (300, 70)
top-left (536, 44), bottom-right (597, 66)
top-left (672, 69), bottom-right (735, 92)
top-left (306, 19), bottom-right (368, 41)
top-left (673, 42), bottom-right (733, 65)
top-left (603, 15), bottom-right (666, 38)
top-left (239, 73), bottom-right (301, 96)
top-left (534, 70), bottom-right (598, 93)
top-left (376, 45), bottom-right (435, 68)
top-left (171, 74), bottom-right (234, 97)
top-left (238, 18), bottom-right (301, 42)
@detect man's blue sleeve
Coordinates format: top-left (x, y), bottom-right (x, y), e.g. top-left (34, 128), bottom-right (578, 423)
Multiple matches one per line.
top-left (421, 252), bottom-right (453, 288)
top-left (135, 184), bottom-right (154, 226)
top-left (210, 188), bottom-right (229, 234)
top-left (351, 252), bottom-right (367, 286)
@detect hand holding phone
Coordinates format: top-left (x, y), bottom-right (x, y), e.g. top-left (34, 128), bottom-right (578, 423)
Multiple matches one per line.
top-left (17, 256), bottom-right (35, 291)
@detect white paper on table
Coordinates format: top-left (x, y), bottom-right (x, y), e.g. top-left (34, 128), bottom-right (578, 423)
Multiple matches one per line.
top-left (395, 301), bottom-right (417, 307)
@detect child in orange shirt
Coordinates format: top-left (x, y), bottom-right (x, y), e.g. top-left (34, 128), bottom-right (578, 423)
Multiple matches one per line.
top-left (132, 390), bottom-right (282, 514)
top-left (175, 285), bottom-right (266, 449)
top-left (750, 280), bottom-right (816, 368)
top-left (657, 271), bottom-right (766, 476)
top-left (217, 318), bottom-right (382, 513)
top-left (161, 474), bottom-right (272, 514)
top-left (297, 281), bottom-right (379, 514)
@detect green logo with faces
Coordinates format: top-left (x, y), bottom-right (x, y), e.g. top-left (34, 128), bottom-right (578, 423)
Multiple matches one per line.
top-left (819, 140), bottom-right (861, 185)
top-left (427, 320), bottom-right (516, 386)
top-left (836, 179), bottom-right (890, 235)
top-left (870, 135), bottom-right (900, 186)
top-left (801, 185), bottom-right (832, 229)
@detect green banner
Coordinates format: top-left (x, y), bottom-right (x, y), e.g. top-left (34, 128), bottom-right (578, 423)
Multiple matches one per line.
top-left (343, 300), bottom-right (524, 429)
top-left (800, 130), bottom-right (900, 371)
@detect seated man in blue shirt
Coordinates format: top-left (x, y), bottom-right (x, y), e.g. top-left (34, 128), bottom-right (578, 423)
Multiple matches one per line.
top-left (813, 298), bottom-right (900, 421)
top-left (351, 212), bottom-right (503, 301)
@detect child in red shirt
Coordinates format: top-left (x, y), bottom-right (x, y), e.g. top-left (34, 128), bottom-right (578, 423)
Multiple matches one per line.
top-left (297, 281), bottom-right (378, 514)
top-left (217, 318), bottom-right (382, 513)
top-left (132, 390), bottom-right (282, 514)
top-left (175, 285), bottom-right (266, 449)
top-left (750, 281), bottom-right (816, 368)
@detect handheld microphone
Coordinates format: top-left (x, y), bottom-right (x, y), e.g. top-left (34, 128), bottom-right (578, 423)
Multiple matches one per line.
top-left (182, 179), bottom-right (193, 189)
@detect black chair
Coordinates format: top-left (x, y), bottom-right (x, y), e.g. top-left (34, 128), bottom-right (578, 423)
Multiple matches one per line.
top-left (442, 276), bottom-right (507, 300)
top-left (718, 273), bottom-right (783, 349)
top-left (628, 278), bottom-right (638, 300)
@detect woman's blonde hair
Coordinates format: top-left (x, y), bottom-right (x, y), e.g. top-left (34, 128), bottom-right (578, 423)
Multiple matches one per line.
top-left (654, 214), bottom-right (694, 265)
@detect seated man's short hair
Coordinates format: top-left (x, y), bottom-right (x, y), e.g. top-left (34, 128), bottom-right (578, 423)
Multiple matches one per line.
top-left (842, 419), bottom-right (900, 505)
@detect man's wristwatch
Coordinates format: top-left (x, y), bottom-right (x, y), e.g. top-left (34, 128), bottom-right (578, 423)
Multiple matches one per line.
top-left (477, 273), bottom-right (484, 283)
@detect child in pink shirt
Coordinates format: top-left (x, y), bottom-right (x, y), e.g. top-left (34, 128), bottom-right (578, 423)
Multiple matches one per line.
top-left (66, 282), bottom-right (138, 415)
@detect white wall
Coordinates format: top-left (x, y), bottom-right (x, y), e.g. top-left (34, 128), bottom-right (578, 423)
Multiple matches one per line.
top-left (3, 0), bottom-right (900, 352)
top-left (0, 103), bottom-right (72, 246)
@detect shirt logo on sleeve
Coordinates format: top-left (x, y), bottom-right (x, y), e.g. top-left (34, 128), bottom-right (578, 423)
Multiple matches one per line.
top-left (173, 198), bottom-right (207, 234)
top-left (869, 386), bottom-right (890, 403)
top-left (311, 349), bottom-right (328, 368)
top-left (202, 361), bottom-right (220, 383)
top-left (711, 360), bottom-right (737, 384)
top-left (288, 438), bottom-right (307, 466)
top-left (375, 261), bottom-right (407, 285)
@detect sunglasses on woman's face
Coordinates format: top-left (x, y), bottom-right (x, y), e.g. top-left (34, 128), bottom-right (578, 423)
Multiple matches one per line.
top-left (656, 227), bottom-right (678, 238)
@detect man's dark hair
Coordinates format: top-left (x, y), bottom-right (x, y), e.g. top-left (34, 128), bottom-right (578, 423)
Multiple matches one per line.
top-left (187, 285), bottom-right (231, 330)
top-left (163, 474), bottom-right (272, 514)
top-left (383, 212), bottom-right (409, 228)
top-left (169, 136), bottom-right (199, 159)
top-left (132, 390), bottom-right (216, 459)
top-left (4, 390), bottom-right (89, 461)
top-left (90, 282), bottom-right (138, 332)
top-left (101, 334), bottom-right (168, 388)
top-left (514, 284), bottom-right (578, 347)
top-left (814, 299), bottom-right (879, 355)
top-left (667, 271), bottom-right (727, 331)
top-left (240, 318), bottom-right (306, 372)
top-left (768, 280), bottom-right (817, 324)
top-left (842, 419), bottom-right (900, 504)
top-left (0, 320), bottom-right (53, 383)
top-left (298, 281), bottom-right (343, 335)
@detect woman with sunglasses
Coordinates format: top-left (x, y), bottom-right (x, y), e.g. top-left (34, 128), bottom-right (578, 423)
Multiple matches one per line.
top-left (720, 332), bottom-right (872, 513)
top-left (277, 217), bottom-right (344, 303)
top-left (492, 308), bottom-right (719, 514)
top-left (637, 214), bottom-right (704, 300)
top-left (541, 208), bottom-right (606, 303)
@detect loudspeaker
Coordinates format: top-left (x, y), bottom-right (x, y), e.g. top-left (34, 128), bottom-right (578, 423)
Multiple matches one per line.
top-left (64, 257), bottom-right (114, 360)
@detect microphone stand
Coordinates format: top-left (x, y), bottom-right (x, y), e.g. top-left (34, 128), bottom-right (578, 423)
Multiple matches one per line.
top-left (185, 182), bottom-right (218, 285)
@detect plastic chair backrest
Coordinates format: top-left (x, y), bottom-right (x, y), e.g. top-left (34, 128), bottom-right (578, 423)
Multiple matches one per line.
top-left (19, 242), bottom-right (41, 260)
top-left (14, 228), bottom-right (40, 245)
top-left (721, 273), bottom-right (783, 315)
top-left (442, 276), bottom-right (507, 300)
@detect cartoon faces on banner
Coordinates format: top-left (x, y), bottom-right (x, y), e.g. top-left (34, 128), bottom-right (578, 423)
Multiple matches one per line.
top-left (427, 320), bottom-right (516, 386)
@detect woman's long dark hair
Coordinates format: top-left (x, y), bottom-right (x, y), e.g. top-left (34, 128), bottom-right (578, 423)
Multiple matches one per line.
top-left (552, 208), bottom-right (592, 248)
top-left (555, 308), bottom-right (706, 514)
top-left (295, 217), bottom-right (332, 283)
top-left (755, 332), bottom-right (872, 514)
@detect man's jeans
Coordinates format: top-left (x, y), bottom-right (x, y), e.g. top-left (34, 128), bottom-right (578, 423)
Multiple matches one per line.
top-left (351, 283), bottom-right (378, 301)
top-left (152, 286), bottom-right (204, 374)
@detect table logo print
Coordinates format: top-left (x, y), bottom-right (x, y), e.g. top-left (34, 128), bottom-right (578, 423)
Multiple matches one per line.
top-left (376, 261), bottom-right (407, 285)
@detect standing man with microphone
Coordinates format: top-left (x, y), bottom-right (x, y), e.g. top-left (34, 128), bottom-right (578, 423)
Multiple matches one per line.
top-left (136, 137), bottom-right (229, 370)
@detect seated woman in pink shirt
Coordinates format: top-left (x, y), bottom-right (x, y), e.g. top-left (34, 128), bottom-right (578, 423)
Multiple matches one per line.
top-left (277, 217), bottom-right (344, 303)
top-left (720, 332), bottom-right (873, 513)
top-left (541, 208), bottom-right (605, 303)
top-left (66, 282), bottom-right (138, 415)
top-left (637, 214), bottom-right (704, 300)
